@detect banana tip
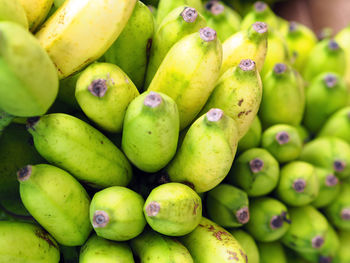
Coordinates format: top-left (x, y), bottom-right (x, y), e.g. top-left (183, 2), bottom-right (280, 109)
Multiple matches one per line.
top-left (93, 211), bottom-right (110, 228)
top-left (324, 74), bottom-right (338, 88)
top-left (333, 160), bottom-right (346, 172)
top-left (289, 21), bottom-right (298, 32)
top-left (200, 27), bottom-right (217, 42)
top-left (146, 201), bottom-right (160, 217)
top-left (293, 179), bottom-right (306, 193)
top-left (254, 1), bottom-right (267, 12)
top-left (88, 79), bottom-right (108, 97)
top-left (328, 40), bottom-right (340, 51)
top-left (206, 108), bottom-right (223, 122)
top-left (312, 235), bottom-right (325, 249)
top-left (181, 7), bottom-right (198, 23)
top-left (341, 208), bottom-right (350, 221)
top-left (276, 131), bottom-right (290, 145)
top-left (239, 59), bottom-right (256, 71)
top-left (26, 117), bottom-right (40, 130)
top-left (253, 22), bottom-right (268, 34)
top-left (319, 256), bottom-right (332, 263)
top-left (273, 63), bottom-right (287, 74)
top-left (209, 2), bottom-right (224, 15)
top-left (325, 174), bottom-right (338, 187)
top-left (17, 165), bottom-right (32, 182)
top-left (270, 215), bottom-right (284, 229)
top-left (236, 207), bottom-right (250, 224)
top-left (144, 92), bottom-right (162, 108)
top-left (249, 158), bottom-right (264, 173)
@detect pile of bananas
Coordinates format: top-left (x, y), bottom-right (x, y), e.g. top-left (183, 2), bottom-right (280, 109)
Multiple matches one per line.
top-left (1, 0), bottom-right (350, 262)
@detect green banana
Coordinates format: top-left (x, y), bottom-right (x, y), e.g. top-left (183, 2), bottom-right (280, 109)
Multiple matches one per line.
top-left (36, 0), bottom-right (137, 79)
top-left (276, 161), bottom-right (319, 207)
top-left (166, 109), bottom-right (238, 193)
top-left (18, 164), bottom-right (92, 246)
top-left (103, 1), bottom-right (154, 89)
top-left (90, 186), bottom-right (146, 241)
top-left (180, 217), bottom-right (247, 263)
top-left (144, 6), bottom-right (206, 88)
top-left (206, 184), bottom-right (250, 228)
top-left (0, 110), bottom-right (13, 136)
top-left (228, 148), bottom-right (279, 197)
top-left (122, 91), bottom-right (179, 173)
top-left (258, 242), bottom-right (287, 263)
top-left (335, 25), bottom-right (350, 88)
top-left (230, 230), bottom-right (259, 263)
top-left (75, 62), bottom-right (139, 133)
top-left (333, 230), bottom-right (350, 263)
top-left (261, 124), bottom-right (303, 163)
top-left (324, 182), bottom-right (350, 231)
top-left (57, 71), bottom-right (81, 109)
top-left (296, 125), bottom-right (311, 144)
top-left (221, 22), bottom-right (268, 74)
top-left (130, 228), bottom-right (193, 263)
top-left (245, 197), bottom-right (290, 242)
top-left (277, 16), bottom-right (289, 37)
top-left (0, 0), bottom-right (28, 28)
top-left (300, 136), bottom-right (350, 179)
top-left (200, 59), bottom-right (262, 139)
top-left (53, 0), bottom-right (65, 8)
top-left (143, 182), bottom-right (202, 236)
top-left (27, 113), bottom-right (133, 188)
top-left (19, 0), bottom-right (53, 31)
top-left (0, 21), bottom-right (59, 117)
top-left (237, 115), bottom-right (262, 153)
top-left (79, 234), bottom-right (134, 263)
top-left (303, 73), bottom-right (348, 134)
top-left (0, 221), bottom-right (60, 262)
top-left (148, 27), bottom-right (222, 130)
top-left (259, 63), bottom-right (305, 128)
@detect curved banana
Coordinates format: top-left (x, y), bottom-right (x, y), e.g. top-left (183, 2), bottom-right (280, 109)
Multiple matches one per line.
top-left (0, 0), bottom-right (28, 28)
top-left (0, 110), bottom-right (13, 136)
top-left (335, 25), bottom-right (350, 88)
top-left (19, 0), bottom-right (53, 31)
top-left (237, 116), bottom-right (262, 153)
top-left (230, 230), bottom-right (259, 263)
top-left (258, 242), bottom-right (287, 263)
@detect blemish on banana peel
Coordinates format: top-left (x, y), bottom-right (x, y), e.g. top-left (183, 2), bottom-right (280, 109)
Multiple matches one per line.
top-left (146, 201), bottom-right (160, 216)
top-left (35, 229), bottom-right (58, 249)
top-left (193, 202), bottom-right (199, 215)
top-left (238, 99), bottom-right (244, 106)
top-left (227, 250), bottom-right (239, 261)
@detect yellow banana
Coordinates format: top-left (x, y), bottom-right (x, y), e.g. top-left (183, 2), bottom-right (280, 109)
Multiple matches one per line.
top-left (0, 0), bottom-right (28, 28)
top-left (19, 0), bottom-right (53, 31)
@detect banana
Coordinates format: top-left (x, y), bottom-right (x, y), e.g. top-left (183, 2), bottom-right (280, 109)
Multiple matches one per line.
top-left (166, 109), bottom-right (238, 193)
top-left (27, 113), bottom-right (133, 188)
top-left (296, 125), bottom-right (311, 144)
top-left (36, 0), bottom-right (137, 79)
top-left (53, 0), bottom-right (65, 8)
top-left (0, 22), bottom-right (59, 117)
top-left (258, 242), bottom-right (287, 263)
top-left (237, 116), bottom-right (262, 153)
top-left (200, 59), bottom-right (262, 139)
top-left (103, 1), bottom-right (154, 89)
top-left (130, 228), bottom-right (193, 263)
top-left (148, 27), bottom-right (222, 130)
top-left (245, 197), bottom-right (290, 242)
top-left (230, 230), bottom-right (259, 263)
top-left (221, 22), bottom-right (268, 74)
top-left (0, 110), bottom-right (13, 136)
top-left (228, 148), bottom-right (279, 197)
top-left (277, 16), bottom-right (289, 37)
top-left (75, 62), bottom-right (139, 133)
top-left (0, 0), bottom-right (28, 28)
top-left (300, 136), bottom-right (350, 179)
top-left (90, 186), bottom-right (146, 241)
top-left (261, 124), bottom-right (303, 163)
top-left (143, 182), bottom-right (202, 236)
top-left (57, 71), bottom-right (81, 109)
top-left (0, 221), bottom-right (60, 262)
top-left (19, 0), bottom-right (53, 31)
top-left (335, 25), bottom-right (350, 88)
top-left (333, 230), bottom-right (350, 263)
top-left (122, 91), bottom-right (179, 173)
top-left (259, 63), bottom-right (305, 128)
top-left (144, 6), bottom-right (206, 88)
top-left (206, 184), bottom-right (250, 228)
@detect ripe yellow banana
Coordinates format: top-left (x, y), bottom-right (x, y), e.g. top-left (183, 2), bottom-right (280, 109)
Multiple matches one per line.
top-left (19, 0), bottom-right (53, 31)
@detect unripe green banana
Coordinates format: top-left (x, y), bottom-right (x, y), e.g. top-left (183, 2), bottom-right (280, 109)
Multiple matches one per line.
top-left (19, 0), bottom-right (53, 31)
top-left (0, 110), bottom-right (13, 136)
top-left (122, 91), bottom-right (179, 173)
top-left (203, 1), bottom-right (241, 42)
top-left (245, 197), bottom-right (290, 242)
top-left (303, 39), bottom-right (346, 82)
top-left (79, 234), bottom-right (134, 263)
top-left (333, 230), bottom-right (350, 263)
top-left (27, 113), bottom-right (133, 188)
top-left (103, 1), bottom-right (154, 89)
top-left (276, 161), bottom-right (319, 207)
top-left (295, 125), bottom-right (311, 144)
top-left (57, 71), bottom-right (81, 109)
top-left (0, 22), bottom-right (59, 117)
top-left (281, 205), bottom-right (329, 254)
top-left (148, 27), bottom-right (222, 130)
top-left (90, 186), bottom-right (146, 241)
top-left (318, 106), bottom-right (350, 144)
top-left (228, 148), bottom-right (279, 197)
top-left (180, 217), bottom-right (247, 263)
top-left (303, 73), bottom-right (348, 134)
top-left (258, 242), bottom-right (287, 263)
top-left (230, 230), bottom-right (259, 263)
top-left (286, 22), bottom-right (317, 73)
top-left (277, 16), bottom-right (289, 37)
top-left (259, 63), bottom-right (305, 128)
top-left (143, 183), bottom-right (202, 236)
top-left (324, 182), bottom-right (350, 231)
top-left (200, 59), bottom-right (262, 139)
top-left (238, 115), bottom-right (262, 153)
top-left (130, 228), bottom-right (193, 263)
top-left (221, 22), bottom-right (268, 74)
top-left (166, 109), bottom-right (238, 193)
top-left (75, 62), bottom-right (139, 133)
top-left (18, 164), bottom-right (92, 246)
top-left (206, 184), bottom-right (249, 228)
top-left (311, 167), bottom-right (340, 208)
top-left (261, 124), bottom-right (303, 163)
top-left (335, 25), bottom-right (350, 88)
top-left (145, 6), bottom-right (206, 88)
top-left (0, 0), bottom-right (28, 28)
top-left (53, 0), bottom-right (65, 8)
top-left (300, 136), bottom-right (350, 179)
top-left (0, 221), bottom-right (60, 262)
top-left (36, 0), bottom-right (137, 79)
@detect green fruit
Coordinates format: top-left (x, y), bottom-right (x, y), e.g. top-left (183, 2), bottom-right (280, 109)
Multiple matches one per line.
top-left (206, 184), bottom-right (249, 228)
top-left (0, 110), bottom-right (13, 136)
top-left (79, 234), bottom-right (134, 263)
top-left (166, 109), bottom-right (238, 193)
top-left (0, 21), bottom-right (58, 117)
top-left (261, 124), bottom-right (303, 163)
top-left (230, 229), bottom-right (259, 263)
top-left (335, 24), bottom-right (350, 88)
top-left (237, 115), bottom-right (262, 153)
top-left (75, 62), bottom-right (139, 133)
top-left (27, 113), bottom-right (132, 188)
top-left (57, 71), bottom-right (81, 109)
top-left (333, 230), bottom-right (350, 263)
top-left (295, 125), bottom-right (311, 144)
top-left (180, 217), bottom-right (247, 263)
top-left (258, 242), bottom-right (287, 263)
top-left (228, 148), bottom-right (279, 197)
top-left (245, 197), bottom-right (290, 242)
top-left (122, 91), bottom-right (179, 173)
top-left (0, 0), bottom-right (28, 28)
top-left (143, 183), bottom-right (202, 236)
top-left (276, 161), bottom-right (319, 207)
